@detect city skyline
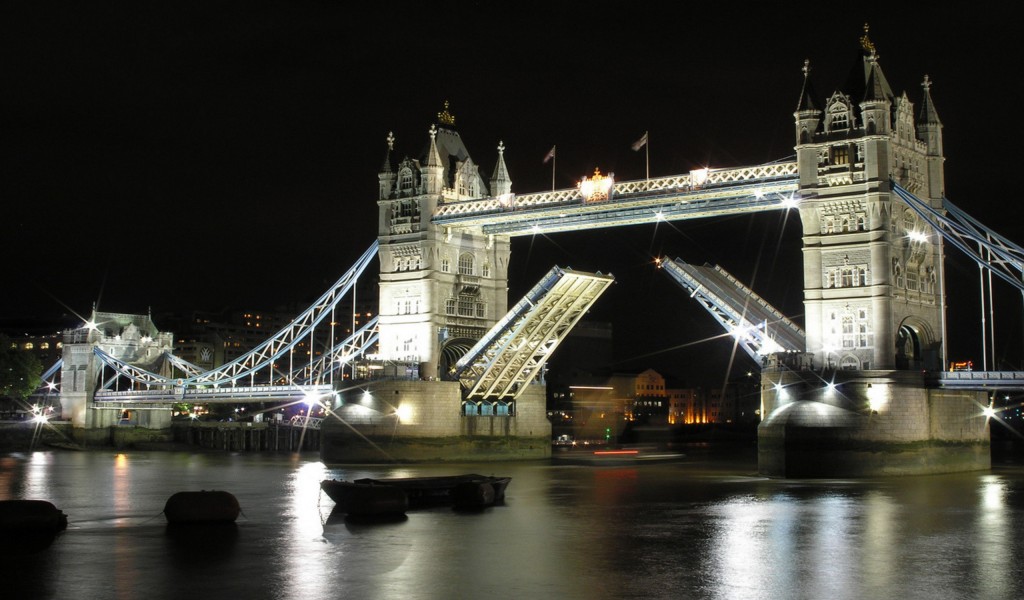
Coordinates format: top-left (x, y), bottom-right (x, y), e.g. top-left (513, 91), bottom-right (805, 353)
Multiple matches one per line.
top-left (5, 3), bottom-right (1024, 382)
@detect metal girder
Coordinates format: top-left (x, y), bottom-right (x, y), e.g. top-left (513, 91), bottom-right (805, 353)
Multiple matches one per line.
top-left (289, 316), bottom-right (379, 384)
top-left (893, 181), bottom-right (1024, 293)
top-left (90, 241), bottom-right (379, 390)
top-left (433, 162), bottom-right (799, 236)
top-left (453, 266), bottom-right (615, 399)
top-left (93, 384), bottom-right (334, 405)
top-left (660, 257), bottom-right (805, 363)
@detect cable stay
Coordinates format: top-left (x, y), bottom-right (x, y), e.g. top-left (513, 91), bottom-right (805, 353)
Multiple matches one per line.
top-left (892, 181), bottom-right (1024, 293)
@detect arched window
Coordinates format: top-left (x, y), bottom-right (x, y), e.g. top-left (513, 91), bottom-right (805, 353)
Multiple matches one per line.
top-left (398, 169), bottom-right (414, 195)
top-left (458, 253), bottom-right (474, 275)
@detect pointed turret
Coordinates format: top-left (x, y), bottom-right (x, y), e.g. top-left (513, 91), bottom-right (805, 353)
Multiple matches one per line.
top-left (378, 131), bottom-right (397, 200)
top-left (794, 59), bottom-right (823, 189)
top-left (917, 75), bottom-right (943, 156)
top-left (422, 124), bottom-right (445, 194)
top-left (490, 141), bottom-right (512, 197)
top-left (860, 52), bottom-right (892, 136)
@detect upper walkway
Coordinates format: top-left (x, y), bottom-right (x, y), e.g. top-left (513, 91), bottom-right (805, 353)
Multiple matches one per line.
top-left (433, 161), bottom-right (798, 235)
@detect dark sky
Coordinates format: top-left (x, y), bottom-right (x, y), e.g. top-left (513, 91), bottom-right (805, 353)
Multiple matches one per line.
top-left (4, 2), bottom-right (1024, 383)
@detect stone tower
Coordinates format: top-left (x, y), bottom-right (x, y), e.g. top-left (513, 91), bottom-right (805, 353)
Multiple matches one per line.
top-left (794, 26), bottom-right (946, 372)
top-left (376, 104), bottom-right (512, 379)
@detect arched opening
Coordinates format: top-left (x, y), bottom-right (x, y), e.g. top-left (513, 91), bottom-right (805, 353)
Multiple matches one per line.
top-left (895, 323), bottom-right (922, 370)
top-left (439, 338), bottom-right (478, 380)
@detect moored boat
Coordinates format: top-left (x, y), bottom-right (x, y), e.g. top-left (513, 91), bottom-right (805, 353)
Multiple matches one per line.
top-left (163, 490), bottom-right (240, 524)
top-left (321, 474), bottom-right (512, 515)
top-left (319, 480), bottom-right (409, 517)
top-left (352, 474), bottom-right (512, 508)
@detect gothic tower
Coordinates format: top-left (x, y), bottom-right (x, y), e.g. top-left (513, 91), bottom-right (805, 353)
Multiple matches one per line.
top-left (376, 104), bottom-right (512, 378)
top-left (795, 27), bottom-right (946, 371)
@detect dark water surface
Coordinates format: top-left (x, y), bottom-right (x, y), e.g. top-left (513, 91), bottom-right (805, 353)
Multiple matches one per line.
top-left (3, 445), bottom-right (1024, 600)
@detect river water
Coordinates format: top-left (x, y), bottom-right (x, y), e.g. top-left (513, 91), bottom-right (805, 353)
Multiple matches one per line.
top-left (3, 445), bottom-right (1024, 600)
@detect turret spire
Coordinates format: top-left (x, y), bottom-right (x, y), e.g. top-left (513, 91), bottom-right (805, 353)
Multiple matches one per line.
top-left (490, 140), bottom-right (512, 197)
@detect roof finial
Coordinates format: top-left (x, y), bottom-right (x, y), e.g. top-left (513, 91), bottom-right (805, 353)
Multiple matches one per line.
top-left (922, 74), bottom-right (932, 92)
top-left (802, 58), bottom-right (811, 78)
top-left (386, 131), bottom-right (395, 151)
top-left (437, 100), bottom-right (455, 126)
top-left (497, 140), bottom-right (505, 156)
top-left (860, 23), bottom-right (875, 53)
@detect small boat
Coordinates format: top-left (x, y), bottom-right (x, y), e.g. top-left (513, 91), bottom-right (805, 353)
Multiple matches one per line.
top-left (163, 490), bottom-right (240, 524)
top-left (321, 474), bottom-right (511, 515)
top-left (318, 480), bottom-right (409, 517)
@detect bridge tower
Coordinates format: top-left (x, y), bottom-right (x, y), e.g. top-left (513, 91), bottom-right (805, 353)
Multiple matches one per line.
top-left (376, 104), bottom-right (512, 379)
top-left (59, 309), bottom-right (174, 434)
top-left (758, 28), bottom-right (989, 477)
top-left (795, 27), bottom-right (947, 372)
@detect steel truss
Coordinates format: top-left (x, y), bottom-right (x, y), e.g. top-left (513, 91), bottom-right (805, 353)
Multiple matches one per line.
top-left (433, 161), bottom-right (798, 236)
top-left (660, 257), bottom-right (805, 363)
top-left (90, 241), bottom-right (379, 395)
top-left (452, 266), bottom-right (615, 399)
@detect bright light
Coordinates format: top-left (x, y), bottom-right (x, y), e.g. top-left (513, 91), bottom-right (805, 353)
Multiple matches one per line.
top-left (303, 391), bottom-right (322, 407)
top-left (578, 168), bottom-right (614, 202)
top-left (32, 413), bottom-right (48, 424)
top-left (690, 167), bottom-right (710, 187)
top-left (773, 382), bottom-right (784, 392)
top-left (754, 188), bottom-right (764, 199)
top-left (531, 224), bottom-right (541, 234)
top-left (361, 390), bottom-right (373, 403)
top-left (983, 405), bottom-right (996, 418)
top-left (826, 381), bottom-right (837, 392)
top-left (780, 194), bottom-right (799, 209)
top-left (395, 404), bottom-right (412, 421)
top-left (84, 320), bottom-right (97, 331)
top-left (654, 210), bottom-right (665, 221)
top-left (908, 230), bottom-right (928, 243)
top-left (867, 385), bottom-right (886, 412)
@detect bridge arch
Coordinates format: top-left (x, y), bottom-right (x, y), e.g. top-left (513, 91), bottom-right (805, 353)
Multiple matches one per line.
top-left (439, 337), bottom-right (477, 380)
top-left (895, 316), bottom-right (937, 370)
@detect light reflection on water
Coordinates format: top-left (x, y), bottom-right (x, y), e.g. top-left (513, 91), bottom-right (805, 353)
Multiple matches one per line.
top-left (2, 449), bottom-right (1024, 600)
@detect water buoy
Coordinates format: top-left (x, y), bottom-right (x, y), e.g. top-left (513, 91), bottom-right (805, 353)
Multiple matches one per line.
top-left (163, 490), bottom-right (240, 524)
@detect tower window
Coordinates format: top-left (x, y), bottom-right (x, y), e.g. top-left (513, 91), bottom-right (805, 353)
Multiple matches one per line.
top-left (831, 146), bottom-right (849, 166)
top-left (458, 253), bottom-right (474, 275)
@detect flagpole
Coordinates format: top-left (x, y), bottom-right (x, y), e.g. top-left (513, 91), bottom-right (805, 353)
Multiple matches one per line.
top-left (551, 146), bottom-right (556, 191)
top-left (645, 134), bottom-right (650, 182)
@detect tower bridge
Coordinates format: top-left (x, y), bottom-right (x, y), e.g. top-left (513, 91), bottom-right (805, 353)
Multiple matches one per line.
top-left (31, 30), bottom-right (1024, 475)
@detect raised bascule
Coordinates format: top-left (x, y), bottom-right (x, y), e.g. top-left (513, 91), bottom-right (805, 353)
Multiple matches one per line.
top-left (39, 29), bottom-right (1024, 476)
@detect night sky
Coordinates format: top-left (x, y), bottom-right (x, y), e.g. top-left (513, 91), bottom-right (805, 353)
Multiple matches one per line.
top-left (5, 2), bottom-right (1024, 384)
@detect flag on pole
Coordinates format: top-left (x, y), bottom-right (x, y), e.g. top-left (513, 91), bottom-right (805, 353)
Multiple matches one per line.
top-left (631, 131), bottom-right (649, 151)
top-left (543, 145), bottom-right (556, 164)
